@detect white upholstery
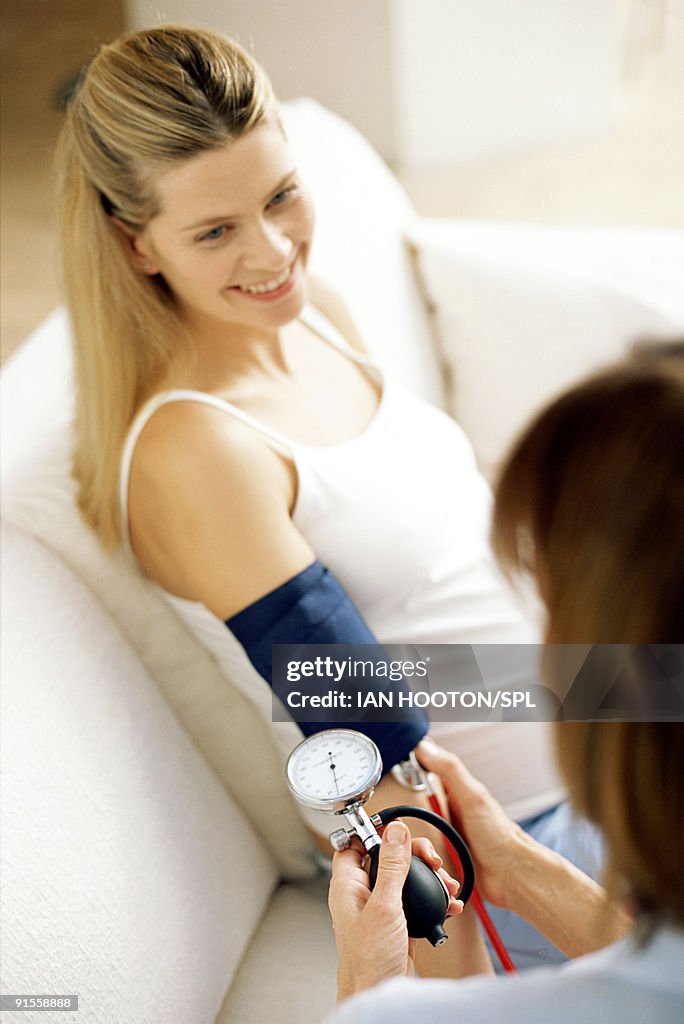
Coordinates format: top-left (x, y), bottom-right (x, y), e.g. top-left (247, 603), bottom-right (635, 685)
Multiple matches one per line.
top-left (3, 96), bottom-right (683, 1023)
top-left (0, 523), bottom-right (279, 1022)
top-left (283, 99), bottom-right (445, 407)
top-left (407, 218), bottom-right (684, 477)
top-left (216, 880), bottom-right (338, 1024)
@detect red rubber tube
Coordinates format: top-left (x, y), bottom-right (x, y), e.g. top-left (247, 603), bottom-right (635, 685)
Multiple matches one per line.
top-left (427, 791), bottom-right (517, 974)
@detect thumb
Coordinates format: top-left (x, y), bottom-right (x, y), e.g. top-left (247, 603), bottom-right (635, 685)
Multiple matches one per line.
top-left (370, 820), bottom-right (412, 907)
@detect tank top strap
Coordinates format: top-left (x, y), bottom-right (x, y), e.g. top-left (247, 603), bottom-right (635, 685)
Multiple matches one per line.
top-left (119, 305), bottom-right (378, 550)
top-left (299, 304), bottom-right (380, 372)
top-left (118, 388), bottom-right (295, 553)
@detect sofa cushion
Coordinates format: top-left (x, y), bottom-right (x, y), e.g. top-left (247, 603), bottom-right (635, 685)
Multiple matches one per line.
top-left (216, 878), bottom-right (338, 1024)
top-left (407, 219), bottom-right (684, 477)
top-left (283, 98), bottom-right (444, 405)
top-left (0, 523), bottom-right (278, 1024)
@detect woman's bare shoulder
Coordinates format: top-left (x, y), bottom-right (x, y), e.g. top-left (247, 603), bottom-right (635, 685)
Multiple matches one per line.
top-left (126, 399), bottom-right (312, 616)
top-left (132, 398), bottom-right (262, 479)
top-left (307, 274), bottom-right (369, 354)
top-left (130, 398), bottom-right (292, 531)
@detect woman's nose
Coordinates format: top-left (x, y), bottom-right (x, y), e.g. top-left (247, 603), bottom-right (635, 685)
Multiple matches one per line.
top-left (241, 220), bottom-right (294, 271)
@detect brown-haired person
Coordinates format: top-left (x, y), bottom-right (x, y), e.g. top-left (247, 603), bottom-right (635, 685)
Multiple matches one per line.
top-left (57, 24), bottom-right (605, 974)
top-left (328, 345), bottom-right (684, 1022)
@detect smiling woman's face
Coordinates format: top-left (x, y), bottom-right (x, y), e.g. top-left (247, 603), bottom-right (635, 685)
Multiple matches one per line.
top-left (133, 123), bottom-right (315, 336)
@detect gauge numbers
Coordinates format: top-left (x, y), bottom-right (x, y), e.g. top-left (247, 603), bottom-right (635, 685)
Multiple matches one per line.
top-left (286, 730), bottom-right (382, 812)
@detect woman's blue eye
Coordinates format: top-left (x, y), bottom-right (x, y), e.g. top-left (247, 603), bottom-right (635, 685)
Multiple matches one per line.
top-left (201, 225), bottom-right (226, 242)
top-left (197, 189), bottom-right (295, 242)
top-left (269, 188), bottom-right (294, 208)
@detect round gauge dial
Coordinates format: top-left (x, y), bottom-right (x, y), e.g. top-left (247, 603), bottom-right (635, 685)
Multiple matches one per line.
top-left (286, 729), bottom-right (383, 812)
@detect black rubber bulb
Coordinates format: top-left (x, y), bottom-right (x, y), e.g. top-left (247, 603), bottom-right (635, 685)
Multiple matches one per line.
top-left (368, 845), bottom-right (449, 947)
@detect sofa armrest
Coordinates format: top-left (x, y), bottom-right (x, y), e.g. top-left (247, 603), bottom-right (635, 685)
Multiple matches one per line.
top-left (0, 523), bottom-right (279, 1022)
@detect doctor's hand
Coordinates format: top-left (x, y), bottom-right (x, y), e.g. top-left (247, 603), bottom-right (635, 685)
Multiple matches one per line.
top-left (416, 737), bottom-right (533, 910)
top-left (329, 821), bottom-right (463, 1003)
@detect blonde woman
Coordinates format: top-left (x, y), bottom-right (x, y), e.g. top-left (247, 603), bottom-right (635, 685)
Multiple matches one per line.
top-left (57, 24), bottom-right (601, 970)
top-left (328, 346), bottom-right (684, 1021)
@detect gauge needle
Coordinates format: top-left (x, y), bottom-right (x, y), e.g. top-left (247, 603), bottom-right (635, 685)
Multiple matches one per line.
top-left (328, 752), bottom-right (341, 794)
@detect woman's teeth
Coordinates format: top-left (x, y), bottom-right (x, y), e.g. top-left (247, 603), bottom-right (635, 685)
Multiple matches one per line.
top-left (238, 265), bottom-right (291, 295)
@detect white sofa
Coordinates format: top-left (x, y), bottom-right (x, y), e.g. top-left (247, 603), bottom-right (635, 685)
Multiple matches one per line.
top-left (2, 99), bottom-right (683, 1024)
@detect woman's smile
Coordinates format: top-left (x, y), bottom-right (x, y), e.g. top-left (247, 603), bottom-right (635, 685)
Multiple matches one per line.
top-left (229, 252), bottom-right (300, 302)
top-left (134, 125), bottom-right (315, 333)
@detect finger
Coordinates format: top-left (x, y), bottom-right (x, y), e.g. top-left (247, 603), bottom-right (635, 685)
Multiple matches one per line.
top-left (329, 846), bottom-right (366, 898)
top-left (416, 738), bottom-right (487, 804)
top-left (436, 865), bottom-right (461, 898)
top-left (369, 820), bottom-right (412, 907)
top-left (347, 834), bottom-right (368, 856)
top-left (331, 846), bottom-right (364, 876)
top-left (410, 836), bottom-right (442, 870)
top-left (447, 897), bottom-right (465, 917)
top-left (329, 847), bottom-right (371, 920)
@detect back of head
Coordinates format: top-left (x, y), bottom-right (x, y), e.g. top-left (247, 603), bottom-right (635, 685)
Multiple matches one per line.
top-left (492, 341), bottom-right (684, 932)
top-left (492, 341), bottom-right (684, 644)
top-left (55, 26), bottom-right (276, 547)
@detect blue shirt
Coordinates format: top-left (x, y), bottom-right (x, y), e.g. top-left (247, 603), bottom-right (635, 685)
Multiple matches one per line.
top-left (330, 925), bottom-right (684, 1024)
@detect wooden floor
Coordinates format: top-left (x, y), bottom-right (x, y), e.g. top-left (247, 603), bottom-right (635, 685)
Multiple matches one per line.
top-left (2, 1), bottom-right (682, 361)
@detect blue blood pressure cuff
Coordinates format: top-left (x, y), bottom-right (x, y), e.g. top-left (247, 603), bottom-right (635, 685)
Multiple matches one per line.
top-left (226, 561), bottom-right (428, 773)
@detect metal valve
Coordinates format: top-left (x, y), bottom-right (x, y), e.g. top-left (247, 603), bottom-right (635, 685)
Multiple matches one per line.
top-left (329, 828), bottom-right (355, 852)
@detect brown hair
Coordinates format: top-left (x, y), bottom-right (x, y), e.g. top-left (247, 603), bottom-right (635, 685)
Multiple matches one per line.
top-left (492, 342), bottom-right (684, 928)
top-left (55, 26), bottom-right (277, 547)
top-left (492, 342), bottom-right (684, 643)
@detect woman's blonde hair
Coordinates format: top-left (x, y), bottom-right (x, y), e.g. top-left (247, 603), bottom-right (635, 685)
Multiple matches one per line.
top-left (492, 342), bottom-right (684, 928)
top-left (55, 25), bottom-right (277, 547)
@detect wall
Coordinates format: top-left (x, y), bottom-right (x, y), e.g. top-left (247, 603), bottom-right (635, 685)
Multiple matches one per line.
top-left (126, 0), bottom-right (398, 159)
top-left (127, 0), bottom-right (623, 169)
top-left (391, 0), bottom-right (622, 168)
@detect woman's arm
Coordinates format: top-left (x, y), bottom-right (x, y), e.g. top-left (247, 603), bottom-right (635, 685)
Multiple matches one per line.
top-left (505, 831), bottom-right (630, 958)
top-left (416, 739), bottom-right (631, 958)
top-left (128, 399), bottom-right (314, 615)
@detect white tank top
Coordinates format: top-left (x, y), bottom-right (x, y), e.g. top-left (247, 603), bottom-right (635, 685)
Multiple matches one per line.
top-left (119, 306), bottom-right (564, 820)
